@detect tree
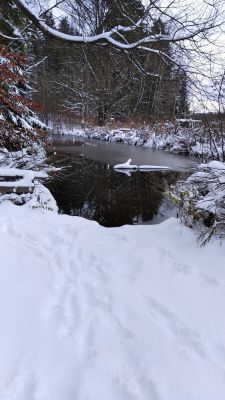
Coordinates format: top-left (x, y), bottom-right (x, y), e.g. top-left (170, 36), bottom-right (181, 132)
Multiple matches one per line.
top-left (4, 0), bottom-right (224, 124)
top-left (31, 8), bottom-right (181, 124)
top-left (103, 0), bottom-right (145, 30)
top-left (0, 45), bottom-right (46, 150)
top-left (0, 0), bottom-right (25, 45)
top-left (175, 70), bottom-right (189, 118)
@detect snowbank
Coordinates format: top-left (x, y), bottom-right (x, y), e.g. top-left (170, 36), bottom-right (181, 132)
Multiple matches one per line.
top-left (0, 203), bottom-right (225, 399)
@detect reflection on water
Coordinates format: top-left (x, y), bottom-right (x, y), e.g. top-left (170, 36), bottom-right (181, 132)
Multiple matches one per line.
top-left (47, 137), bottom-right (193, 227)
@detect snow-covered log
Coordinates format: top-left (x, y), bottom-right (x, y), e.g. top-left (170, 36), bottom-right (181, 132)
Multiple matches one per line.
top-left (139, 165), bottom-right (170, 171)
top-left (113, 159), bottom-right (138, 170)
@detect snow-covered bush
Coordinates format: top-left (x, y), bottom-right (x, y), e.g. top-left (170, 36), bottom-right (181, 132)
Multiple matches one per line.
top-left (170, 161), bottom-right (225, 243)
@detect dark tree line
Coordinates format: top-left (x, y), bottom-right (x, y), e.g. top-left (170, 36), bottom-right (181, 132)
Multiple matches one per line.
top-left (32, 2), bottom-right (188, 125)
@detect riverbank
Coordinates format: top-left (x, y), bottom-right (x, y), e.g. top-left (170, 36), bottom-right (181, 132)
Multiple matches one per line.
top-left (52, 120), bottom-right (225, 162)
top-left (0, 201), bottom-right (225, 400)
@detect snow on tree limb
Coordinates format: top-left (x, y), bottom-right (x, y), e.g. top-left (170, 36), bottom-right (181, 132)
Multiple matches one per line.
top-left (0, 32), bottom-right (20, 40)
top-left (12, 0), bottom-right (223, 51)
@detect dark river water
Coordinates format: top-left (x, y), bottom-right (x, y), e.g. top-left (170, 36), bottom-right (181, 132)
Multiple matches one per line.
top-left (47, 135), bottom-right (197, 227)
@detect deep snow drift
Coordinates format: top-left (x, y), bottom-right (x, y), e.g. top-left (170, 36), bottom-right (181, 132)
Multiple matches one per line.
top-left (0, 203), bottom-right (225, 400)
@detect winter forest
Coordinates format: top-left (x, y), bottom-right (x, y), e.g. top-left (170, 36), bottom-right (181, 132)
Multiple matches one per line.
top-left (1, 1), bottom-right (225, 399)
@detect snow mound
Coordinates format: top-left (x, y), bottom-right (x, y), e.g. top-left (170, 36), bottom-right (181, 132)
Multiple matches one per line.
top-left (0, 168), bottom-right (48, 188)
top-left (187, 171), bottom-right (210, 182)
top-left (199, 161), bottom-right (225, 170)
top-left (207, 161), bottom-right (225, 170)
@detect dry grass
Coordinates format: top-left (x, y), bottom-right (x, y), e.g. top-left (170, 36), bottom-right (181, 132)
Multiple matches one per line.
top-left (39, 111), bottom-right (176, 133)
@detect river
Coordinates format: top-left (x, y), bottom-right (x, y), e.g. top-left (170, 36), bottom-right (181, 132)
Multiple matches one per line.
top-left (47, 135), bottom-right (197, 227)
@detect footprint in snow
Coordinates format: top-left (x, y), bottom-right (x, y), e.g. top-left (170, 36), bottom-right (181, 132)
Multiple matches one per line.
top-left (158, 247), bottom-right (192, 276)
top-left (144, 296), bottom-right (206, 358)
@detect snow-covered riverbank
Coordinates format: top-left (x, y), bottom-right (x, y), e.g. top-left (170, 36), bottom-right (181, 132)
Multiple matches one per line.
top-left (52, 120), bottom-right (225, 161)
top-left (0, 202), bottom-right (225, 400)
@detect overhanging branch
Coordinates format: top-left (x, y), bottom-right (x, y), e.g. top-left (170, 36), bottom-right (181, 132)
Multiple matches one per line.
top-left (12, 0), bottom-right (218, 51)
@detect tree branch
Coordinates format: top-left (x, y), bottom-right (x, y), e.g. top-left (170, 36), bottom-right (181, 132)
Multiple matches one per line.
top-left (12, 0), bottom-right (221, 50)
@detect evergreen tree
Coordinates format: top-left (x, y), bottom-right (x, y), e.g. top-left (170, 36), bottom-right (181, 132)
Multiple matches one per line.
top-left (0, 45), bottom-right (46, 150)
top-left (0, 0), bottom-right (29, 52)
top-left (104, 0), bottom-right (144, 28)
top-left (0, 2), bottom-right (46, 150)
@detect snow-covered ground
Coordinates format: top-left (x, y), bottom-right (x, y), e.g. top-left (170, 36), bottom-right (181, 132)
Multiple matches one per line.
top-left (0, 202), bottom-right (225, 400)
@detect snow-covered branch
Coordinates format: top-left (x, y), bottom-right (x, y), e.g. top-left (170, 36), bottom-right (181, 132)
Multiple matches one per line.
top-left (0, 32), bottom-right (20, 40)
top-left (12, 0), bottom-right (224, 51)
